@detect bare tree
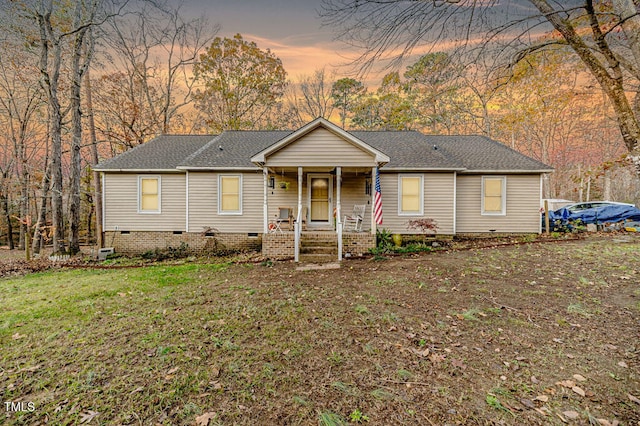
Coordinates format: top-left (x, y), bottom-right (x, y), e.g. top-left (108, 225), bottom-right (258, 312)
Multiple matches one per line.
top-left (321, 0), bottom-right (640, 174)
top-left (289, 68), bottom-right (338, 123)
top-left (104, 0), bottom-right (217, 137)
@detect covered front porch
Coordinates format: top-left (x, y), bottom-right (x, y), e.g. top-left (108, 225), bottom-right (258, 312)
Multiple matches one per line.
top-left (260, 166), bottom-right (378, 261)
top-left (250, 118), bottom-right (389, 262)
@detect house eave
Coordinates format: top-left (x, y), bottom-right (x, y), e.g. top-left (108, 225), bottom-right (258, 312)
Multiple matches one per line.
top-left (176, 166), bottom-right (261, 171)
top-left (93, 168), bottom-right (183, 173)
top-left (458, 169), bottom-right (554, 174)
top-left (381, 167), bottom-right (466, 172)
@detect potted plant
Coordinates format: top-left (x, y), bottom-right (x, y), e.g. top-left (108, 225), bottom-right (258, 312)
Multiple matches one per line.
top-left (279, 181), bottom-right (290, 190)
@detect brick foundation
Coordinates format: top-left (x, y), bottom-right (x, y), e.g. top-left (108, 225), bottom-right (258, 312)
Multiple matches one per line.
top-left (262, 233), bottom-right (295, 259)
top-left (104, 231), bottom-right (262, 255)
top-left (342, 233), bottom-right (376, 257)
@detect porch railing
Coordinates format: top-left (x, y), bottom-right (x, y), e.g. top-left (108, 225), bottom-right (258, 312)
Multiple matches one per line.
top-left (294, 209), bottom-right (302, 262)
top-left (337, 218), bottom-right (343, 262)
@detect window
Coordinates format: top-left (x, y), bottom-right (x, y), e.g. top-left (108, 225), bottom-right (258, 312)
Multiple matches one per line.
top-left (482, 176), bottom-right (506, 215)
top-left (138, 176), bottom-right (160, 213)
top-left (398, 175), bottom-right (423, 216)
top-left (218, 175), bottom-right (242, 214)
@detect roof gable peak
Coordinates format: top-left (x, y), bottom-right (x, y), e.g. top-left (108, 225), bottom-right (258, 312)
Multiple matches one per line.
top-left (250, 117), bottom-right (390, 165)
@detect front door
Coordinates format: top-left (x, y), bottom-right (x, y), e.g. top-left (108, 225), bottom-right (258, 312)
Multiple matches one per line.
top-left (308, 174), bottom-right (332, 226)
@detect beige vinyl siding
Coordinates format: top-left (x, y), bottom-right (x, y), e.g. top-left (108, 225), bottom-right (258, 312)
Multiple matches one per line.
top-left (456, 174), bottom-right (541, 233)
top-left (424, 173), bottom-right (455, 234)
top-left (188, 171), bottom-right (264, 233)
top-left (378, 172), bottom-right (455, 234)
top-left (266, 128), bottom-right (376, 167)
top-left (337, 174), bottom-right (372, 231)
top-left (104, 173), bottom-right (185, 231)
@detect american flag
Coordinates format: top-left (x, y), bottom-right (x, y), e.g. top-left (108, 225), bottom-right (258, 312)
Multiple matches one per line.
top-left (373, 168), bottom-right (383, 225)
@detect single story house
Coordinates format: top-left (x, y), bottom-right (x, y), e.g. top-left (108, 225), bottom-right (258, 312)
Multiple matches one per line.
top-left (94, 118), bottom-right (552, 260)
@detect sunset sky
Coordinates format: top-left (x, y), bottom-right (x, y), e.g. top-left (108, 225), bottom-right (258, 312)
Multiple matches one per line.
top-left (186, 0), bottom-right (354, 81)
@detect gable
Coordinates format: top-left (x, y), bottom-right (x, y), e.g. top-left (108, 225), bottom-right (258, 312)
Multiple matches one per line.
top-left (265, 128), bottom-right (377, 167)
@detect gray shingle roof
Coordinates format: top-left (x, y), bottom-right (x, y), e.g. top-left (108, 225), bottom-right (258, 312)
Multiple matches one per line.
top-left (94, 135), bottom-right (215, 171)
top-left (182, 131), bottom-right (292, 168)
top-left (96, 129), bottom-right (552, 173)
top-left (349, 131), bottom-right (463, 170)
top-left (431, 135), bottom-right (553, 172)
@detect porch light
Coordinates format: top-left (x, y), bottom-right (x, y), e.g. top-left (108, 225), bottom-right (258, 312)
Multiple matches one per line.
top-left (268, 176), bottom-right (275, 189)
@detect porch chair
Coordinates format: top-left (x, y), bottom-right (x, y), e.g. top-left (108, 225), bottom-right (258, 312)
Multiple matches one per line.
top-left (343, 204), bottom-right (366, 232)
top-left (276, 207), bottom-right (293, 231)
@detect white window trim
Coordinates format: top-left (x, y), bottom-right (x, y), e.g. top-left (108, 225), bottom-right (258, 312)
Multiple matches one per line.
top-left (137, 175), bottom-right (161, 214)
top-left (218, 174), bottom-right (243, 215)
top-left (482, 176), bottom-right (506, 216)
top-left (398, 174), bottom-right (424, 216)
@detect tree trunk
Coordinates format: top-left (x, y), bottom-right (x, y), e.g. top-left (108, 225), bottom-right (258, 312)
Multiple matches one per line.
top-left (603, 170), bottom-right (611, 200)
top-left (37, 6), bottom-right (66, 255)
top-left (32, 163), bottom-right (51, 255)
top-left (1, 175), bottom-right (14, 250)
top-left (86, 68), bottom-right (103, 249)
top-left (530, 0), bottom-right (640, 175)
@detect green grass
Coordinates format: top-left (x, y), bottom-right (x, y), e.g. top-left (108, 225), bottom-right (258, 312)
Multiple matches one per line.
top-left (1, 235), bottom-right (639, 425)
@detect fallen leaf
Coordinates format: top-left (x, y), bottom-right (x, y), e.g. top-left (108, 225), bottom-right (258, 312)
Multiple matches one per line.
top-left (572, 386), bottom-right (586, 397)
top-left (597, 419), bottom-right (613, 426)
top-left (79, 410), bottom-right (99, 424)
top-left (566, 353), bottom-right (575, 359)
top-left (130, 387), bottom-right (144, 394)
top-left (563, 410), bottom-right (580, 420)
top-left (534, 395), bottom-right (549, 403)
top-left (530, 376), bottom-right (539, 384)
top-left (12, 333), bottom-right (25, 340)
top-left (617, 361), bottom-right (628, 368)
top-left (195, 412), bottom-right (217, 426)
top-left (166, 367), bottom-right (180, 375)
top-left (573, 374), bottom-right (587, 382)
top-left (556, 380), bottom-right (576, 388)
top-left (604, 344), bottom-right (617, 351)
top-left (628, 394), bottom-right (640, 405)
top-left (552, 338), bottom-right (563, 343)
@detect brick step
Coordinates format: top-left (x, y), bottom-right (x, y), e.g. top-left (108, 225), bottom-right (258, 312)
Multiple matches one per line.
top-left (300, 239), bottom-right (336, 247)
top-left (300, 246), bottom-right (337, 255)
top-left (299, 253), bottom-right (339, 263)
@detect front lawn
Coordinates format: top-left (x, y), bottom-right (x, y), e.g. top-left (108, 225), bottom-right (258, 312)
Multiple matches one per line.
top-left (1, 235), bottom-right (639, 425)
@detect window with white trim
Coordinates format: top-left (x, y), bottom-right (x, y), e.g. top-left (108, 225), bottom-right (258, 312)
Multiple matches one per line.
top-left (218, 174), bottom-right (242, 215)
top-left (482, 176), bottom-right (506, 215)
top-left (398, 174), bottom-right (423, 216)
top-left (138, 176), bottom-right (160, 213)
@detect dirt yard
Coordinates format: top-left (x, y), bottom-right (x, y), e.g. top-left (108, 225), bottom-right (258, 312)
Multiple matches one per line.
top-left (1, 234), bottom-right (639, 425)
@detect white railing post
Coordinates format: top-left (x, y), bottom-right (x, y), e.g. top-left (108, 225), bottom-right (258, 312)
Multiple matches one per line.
top-left (294, 218), bottom-right (300, 262)
top-left (337, 221), bottom-right (343, 261)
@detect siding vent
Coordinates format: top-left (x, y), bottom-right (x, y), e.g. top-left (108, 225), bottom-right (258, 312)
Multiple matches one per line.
top-left (248, 232), bottom-right (258, 238)
top-left (120, 230), bottom-right (130, 235)
top-left (204, 232), bottom-right (216, 237)
top-left (173, 231), bottom-right (183, 235)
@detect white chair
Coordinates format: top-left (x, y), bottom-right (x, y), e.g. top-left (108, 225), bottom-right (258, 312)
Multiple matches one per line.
top-left (343, 204), bottom-right (365, 232)
top-left (276, 207), bottom-right (292, 231)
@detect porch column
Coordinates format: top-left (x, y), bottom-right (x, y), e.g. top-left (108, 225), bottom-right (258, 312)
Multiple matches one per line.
top-left (371, 166), bottom-right (377, 235)
top-left (336, 167), bottom-right (342, 225)
top-left (297, 166), bottom-right (303, 222)
top-left (263, 167), bottom-right (268, 233)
